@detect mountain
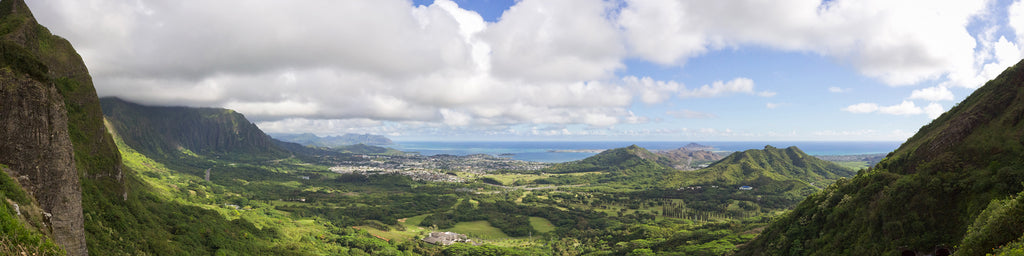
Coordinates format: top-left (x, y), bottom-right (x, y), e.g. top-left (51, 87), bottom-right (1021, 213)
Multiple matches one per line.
top-left (738, 60), bottom-right (1024, 255)
top-left (654, 146), bottom-right (855, 212)
top-left (688, 146), bottom-right (855, 187)
top-left (0, 0), bottom-right (120, 254)
top-left (0, 1), bottom-right (299, 255)
top-left (101, 97), bottom-right (290, 162)
top-left (271, 132), bottom-right (393, 147)
top-left (544, 145), bottom-right (672, 174)
top-left (656, 147), bottom-right (723, 170)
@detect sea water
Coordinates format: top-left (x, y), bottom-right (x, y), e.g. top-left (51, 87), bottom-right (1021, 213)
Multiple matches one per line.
top-left (390, 141), bottom-right (902, 163)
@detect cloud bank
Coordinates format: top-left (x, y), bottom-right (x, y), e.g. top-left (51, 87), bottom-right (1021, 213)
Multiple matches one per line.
top-left (26, 0), bottom-right (1024, 137)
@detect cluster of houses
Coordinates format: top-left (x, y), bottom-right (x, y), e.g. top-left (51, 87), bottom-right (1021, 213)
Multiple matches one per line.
top-left (325, 153), bottom-right (554, 183)
top-left (676, 185), bottom-right (755, 191)
top-left (329, 166), bottom-right (463, 183)
top-left (422, 231), bottom-right (473, 246)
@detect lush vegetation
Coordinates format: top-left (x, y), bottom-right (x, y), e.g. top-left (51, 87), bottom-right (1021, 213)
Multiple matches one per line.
top-left (0, 165), bottom-right (64, 256)
top-left (93, 96), bottom-right (867, 255)
top-left (738, 59), bottom-right (1024, 255)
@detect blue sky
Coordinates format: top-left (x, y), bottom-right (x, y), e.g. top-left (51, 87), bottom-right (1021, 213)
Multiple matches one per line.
top-left (26, 0), bottom-right (1024, 141)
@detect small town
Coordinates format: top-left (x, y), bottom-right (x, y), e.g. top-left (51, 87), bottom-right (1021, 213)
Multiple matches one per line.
top-left (329, 153), bottom-right (551, 182)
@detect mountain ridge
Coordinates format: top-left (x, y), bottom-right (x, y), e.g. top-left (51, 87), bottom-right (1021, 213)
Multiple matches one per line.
top-left (0, 0), bottom-right (113, 254)
top-left (738, 59), bottom-right (1024, 255)
top-left (270, 132), bottom-right (393, 147)
top-left (101, 97), bottom-right (291, 162)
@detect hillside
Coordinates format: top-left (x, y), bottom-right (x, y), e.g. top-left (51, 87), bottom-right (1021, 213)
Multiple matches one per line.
top-left (271, 132), bottom-right (393, 147)
top-left (739, 60), bottom-right (1024, 255)
top-left (685, 146), bottom-right (855, 188)
top-left (101, 97), bottom-right (290, 162)
top-left (544, 145), bottom-right (669, 174)
top-left (0, 0), bottom-right (115, 253)
top-left (656, 147), bottom-right (723, 170)
top-left (0, 1), bottom-right (313, 255)
top-left (648, 146), bottom-right (856, 214)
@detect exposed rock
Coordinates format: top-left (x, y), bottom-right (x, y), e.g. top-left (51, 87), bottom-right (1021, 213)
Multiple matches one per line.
top-left (0, 0), bottom-right (125, 254)
top-left (0, 48), bottom-right (86, 256)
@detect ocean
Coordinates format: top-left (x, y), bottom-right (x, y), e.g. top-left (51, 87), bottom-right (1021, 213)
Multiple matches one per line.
top-left (390, 141), bottom-right (903, 163)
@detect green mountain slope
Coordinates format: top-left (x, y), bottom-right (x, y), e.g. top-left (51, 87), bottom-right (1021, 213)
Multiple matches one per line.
top-left (668, 146), bottom-right (855, 189)
top-left (101, 97), bottom-right (290, 162)
top-left (655, 147), bottom-right (723, 170)
top-left (545, 145), bottom-right (671, 174)
top-left (738, 60), bottom-right (1024, 255)
top-left (0, 0), bottom-right (120, 254)
top-left (0, 1), bottom-right (313, 254)
top-left (651, 146), bottom-right (854, 214)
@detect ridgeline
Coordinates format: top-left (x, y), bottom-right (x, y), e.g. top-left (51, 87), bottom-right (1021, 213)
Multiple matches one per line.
top-left (738, 59), bottom-right (1024, 255)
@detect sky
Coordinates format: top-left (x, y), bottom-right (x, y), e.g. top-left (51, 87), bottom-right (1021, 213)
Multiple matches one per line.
top-left (24, 0), bottom-right (1024, 141)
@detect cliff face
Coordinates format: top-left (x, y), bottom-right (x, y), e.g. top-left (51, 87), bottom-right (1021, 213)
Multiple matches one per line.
top-left (0, 0), bottom-right (89, 255)
top-left (101, 97), bottom-right (290, 162)
top-left (0, 64), bottom-right (85, 255)
top-left (0, 0), bottom-right (127, 255)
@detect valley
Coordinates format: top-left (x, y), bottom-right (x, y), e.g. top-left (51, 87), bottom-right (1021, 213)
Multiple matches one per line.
top-left (96, 96), bottom-right (870, 255)
top-left (4, 0), bottom-right (1024, 255)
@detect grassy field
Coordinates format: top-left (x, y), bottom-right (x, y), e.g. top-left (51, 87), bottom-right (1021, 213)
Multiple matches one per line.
top-left (481, 173), bottom-right (550, 186)
top-left (529, 217), bottom-right (556, 233)
top-left (445, 221), bottom-right (511, 239)
top-left (832, 161), bottom-right (869, 170)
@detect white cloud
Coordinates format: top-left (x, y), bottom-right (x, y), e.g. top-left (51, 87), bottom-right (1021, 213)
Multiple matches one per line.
top-left (28, 0), bottom-right (647, 130)
top-left (622, 76), bottom-right (681, 104)
top-left (666, 109), bottom-right (716, 119)
top-left (679, 78), bottom-right (772, 98)
top-left (908, 86), bottom-right (954, 101)
top-left (844, 101), bottom-right (934, 116)
top-left (843, 103), bottom-right (880, 113)
top-left (924, 103), bottom-right (945, 119)
top-left (766, 103), bottom-right (781, 109)
top-left (828, 87), bottom-right (851, 93)
top-left (878, 101), bottom-right (924, 115)
top-left (482, 0), bottom-right (624, 82)
top-left (22, 0), bottom-right (1015, 139)
top-left (618, 0), bottom-right (989, 86)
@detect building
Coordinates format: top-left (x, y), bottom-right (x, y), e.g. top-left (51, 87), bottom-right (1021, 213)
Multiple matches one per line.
top-left (422, 231), bottom-right (471, 246)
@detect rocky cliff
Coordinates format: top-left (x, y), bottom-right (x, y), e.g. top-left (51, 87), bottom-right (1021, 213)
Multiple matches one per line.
top-left (101, 97), bottom-right (291, 162)
top-left (0, 0), bottom-right (128, 255)
top-left (0, 0), bottom-right (90, 255)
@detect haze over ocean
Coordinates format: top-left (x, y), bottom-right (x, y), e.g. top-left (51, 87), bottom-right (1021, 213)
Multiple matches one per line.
top-left (391, 141), bottom-right (901, 163)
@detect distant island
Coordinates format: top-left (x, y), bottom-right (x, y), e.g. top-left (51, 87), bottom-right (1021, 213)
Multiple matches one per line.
top-left (683, 142), bottom-right (713, 150)
top-left (270, 133), bottom-right (393, 147)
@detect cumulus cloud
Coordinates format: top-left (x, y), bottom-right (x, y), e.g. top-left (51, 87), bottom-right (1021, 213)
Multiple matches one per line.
top-left (483, 0), bottom-right (625, 82)
top-left (908, 86), bottom-right (954, 101)
top-left (843, 100), bottom-right (942, 117)
top-left (22, 0), bottom-right (1016, 138)
top-left (924, 103), bottom-right (945, 119)
top-left (618, 0), bottom-right (989, 86)
top-left (28, 0), bottom-right (645, 129)
top-left (842, 103), bottom-right (880, 114)
top-left (666, 109), bottom-right (716, 119)
top-left (678, 78), bottom-right (773, 98)
top-left (622, 76), bottom-right (681, 104)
